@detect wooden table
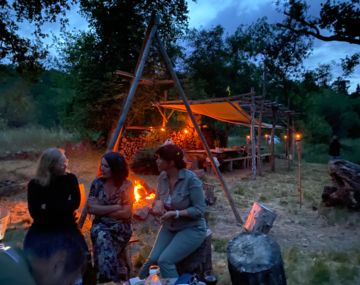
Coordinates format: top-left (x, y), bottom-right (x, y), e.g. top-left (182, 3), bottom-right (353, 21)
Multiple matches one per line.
top-left (185, 148), bottom-right (247, 171)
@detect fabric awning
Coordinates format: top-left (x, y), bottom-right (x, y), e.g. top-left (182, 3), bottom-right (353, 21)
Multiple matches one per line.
top-left (159, 100), bottom-right (279, 128)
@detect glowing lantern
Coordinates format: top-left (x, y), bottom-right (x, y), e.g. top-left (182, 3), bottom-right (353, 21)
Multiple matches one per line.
top-left (160, 127), bottom-right (165, 132)
top-left (295, 133), bottom-right (302, 142)
top-left (183, 129), bottom-right (189, 134)
top-left (284, 135), bottom-right (288, 140)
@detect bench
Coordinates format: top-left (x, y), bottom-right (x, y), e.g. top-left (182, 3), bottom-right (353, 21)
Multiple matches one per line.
top-left (222, 153), bottom-right (271, 171)
top-left (222, 156), bottom-right (251, 171)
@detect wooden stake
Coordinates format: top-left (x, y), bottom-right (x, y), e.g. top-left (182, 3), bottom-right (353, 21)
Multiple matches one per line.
top-left (156, 32), bottom-right (243, 225)
top-left (250, 89), bottom-right (256, 179)
top-left (257, 100), bottom-right (264, 176)
top-left (107, 15), bottom-right (159, 151)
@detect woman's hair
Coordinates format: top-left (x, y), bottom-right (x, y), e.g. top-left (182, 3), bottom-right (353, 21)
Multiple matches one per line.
top-left (155, 144), bottom-right (186, 169)
top-left (100, 152), bottom-right (129, 187)
top-left (34, 148), bottom-right (65, 186)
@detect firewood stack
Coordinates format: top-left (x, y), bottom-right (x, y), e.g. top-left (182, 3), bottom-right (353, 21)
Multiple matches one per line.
top-left (170, 129), bottom-right (198, 150)
top-left (119, 137), bottom-right (146, 162)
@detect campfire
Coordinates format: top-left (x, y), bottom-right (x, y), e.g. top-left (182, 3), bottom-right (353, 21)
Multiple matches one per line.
top-left (132, 180), bottom-right (156, 220)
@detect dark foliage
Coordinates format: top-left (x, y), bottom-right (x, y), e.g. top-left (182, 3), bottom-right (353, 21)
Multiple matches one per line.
top-left (130, 147), bottom-right (159, 175)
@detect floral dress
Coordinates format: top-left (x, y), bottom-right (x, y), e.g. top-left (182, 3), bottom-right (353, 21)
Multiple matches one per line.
top-left (89, 178), bottom-right (134, 283)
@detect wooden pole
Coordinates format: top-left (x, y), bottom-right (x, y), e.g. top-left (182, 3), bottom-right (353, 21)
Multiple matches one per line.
top-left (107, 15), bottom-right (159, 151)
top-left (296, 140), bottom-right (303, 208)
top-left (250, 89), bottom-right (256, 179)
top-left (287, 114), bottom-right (291, 171)
top-left (156, 32), bottom-right (243, 224)
top-left (256, 100), bottom-right (264, 176)
top-left (270, 106), bottom-right (277, 172)
top-left (291, 116), bottom-right (295, 167)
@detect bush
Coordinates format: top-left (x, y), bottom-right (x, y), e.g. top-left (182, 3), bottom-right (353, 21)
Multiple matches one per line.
top-left (130, 147), bottom-right (159, 175)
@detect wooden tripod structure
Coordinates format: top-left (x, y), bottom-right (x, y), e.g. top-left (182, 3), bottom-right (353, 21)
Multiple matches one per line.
top-left (107, 14), bottom-right (243, 225)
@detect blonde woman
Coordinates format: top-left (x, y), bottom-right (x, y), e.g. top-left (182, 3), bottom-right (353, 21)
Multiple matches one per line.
top-left (27, 147), bottom-right (80, 229)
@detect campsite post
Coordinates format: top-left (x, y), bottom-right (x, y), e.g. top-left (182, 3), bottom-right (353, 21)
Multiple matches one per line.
top-left (156, 32), bottom-right (244, 225)
top-left (295, 133), bottom-right (303, 208)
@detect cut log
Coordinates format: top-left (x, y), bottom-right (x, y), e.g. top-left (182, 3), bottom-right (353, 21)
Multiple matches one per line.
top-left (243, 202), bottom-right (276, 234)
top-left (227, 232), bottom-right (286, 285)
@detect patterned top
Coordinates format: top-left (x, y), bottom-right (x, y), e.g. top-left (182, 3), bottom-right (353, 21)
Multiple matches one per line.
top-left (89, 178), bottom-right (134, 225)
top-left (156, 168), bottom-right (206, 231)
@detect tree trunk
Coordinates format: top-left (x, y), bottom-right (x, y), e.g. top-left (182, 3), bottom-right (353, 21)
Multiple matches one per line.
top-left (227, 232), bottom-right (287, 285)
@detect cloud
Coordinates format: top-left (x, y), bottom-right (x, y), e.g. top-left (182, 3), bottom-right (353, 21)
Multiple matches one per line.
top-left (187, 0), bottom-right (235, 28)
top-left (187, 0), bottom-right (359, 91)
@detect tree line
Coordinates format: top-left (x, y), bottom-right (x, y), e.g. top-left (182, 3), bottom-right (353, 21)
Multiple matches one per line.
top-left (0, 0), bottom-right (359, 144)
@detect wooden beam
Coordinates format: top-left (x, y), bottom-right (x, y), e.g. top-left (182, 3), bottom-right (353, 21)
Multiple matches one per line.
top-left (250, 89), bottom-right (257, 179)
top-left (270, 106), bottom-right (278, 172)
top-left (107, 15), bottom-right (159, 151)
top-left (114, 70), bottom-right (174, 86)
top-left (159, 92), bottom-right (255, 105)
top-left (257, 99), bottom-right (264, 176)
top-left (156, 32), bottom-right (244, 225)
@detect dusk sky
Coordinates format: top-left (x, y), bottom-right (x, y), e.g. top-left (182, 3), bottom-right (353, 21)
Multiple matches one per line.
top-left (187, 0), bottom-right (360, 92)
top-left (18, 0), bottom-right (360, 91)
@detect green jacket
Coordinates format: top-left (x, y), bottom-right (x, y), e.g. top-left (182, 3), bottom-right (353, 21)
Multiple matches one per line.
top-left (156, 168), bottom-right (206, 231)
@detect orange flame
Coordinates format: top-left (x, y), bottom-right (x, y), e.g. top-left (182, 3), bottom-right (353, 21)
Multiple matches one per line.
top-left (133, 180), bottom-right (155, 204)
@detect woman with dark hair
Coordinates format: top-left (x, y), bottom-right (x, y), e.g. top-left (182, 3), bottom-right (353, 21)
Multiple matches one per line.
top-left (139, 144), bottom-right (206, 284)
top-left (87, 152), bottom-right (134, 284)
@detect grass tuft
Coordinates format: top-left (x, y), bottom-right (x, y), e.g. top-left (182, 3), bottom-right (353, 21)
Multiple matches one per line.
top-left (309, 260), bottom-right (331, 284)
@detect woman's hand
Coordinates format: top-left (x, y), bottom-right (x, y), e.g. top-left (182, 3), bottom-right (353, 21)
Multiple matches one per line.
top-left (160, 210), bottom-right (176, 222)
top-left (152, 200), bottom-right (165, 216)
top-left (87, 197), bottom-right (100, 213)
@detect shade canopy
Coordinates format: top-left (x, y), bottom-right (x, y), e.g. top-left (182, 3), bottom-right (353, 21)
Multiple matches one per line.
top-left (159, 100), bottom-right (279, 128)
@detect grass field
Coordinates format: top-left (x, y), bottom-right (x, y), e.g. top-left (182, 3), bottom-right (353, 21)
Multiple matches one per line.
top-left (0, 126), bottom-right (79, 153)
top-left (1, 136), bottom-right (360, 284)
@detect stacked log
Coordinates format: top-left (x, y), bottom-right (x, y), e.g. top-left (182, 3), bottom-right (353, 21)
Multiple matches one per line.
top-left (119, 137), bottom-right (146, 162)
top-left (170, 129), bottom-right (198, 150)
top-left (119, 128), bottom-right (199, 163)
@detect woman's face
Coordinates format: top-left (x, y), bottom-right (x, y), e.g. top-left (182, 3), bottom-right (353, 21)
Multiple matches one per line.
top-left (156, 156), bottom-right (173, 172)
top-left (101, 158), bottom-right (112, 178)
top-left (53, 153), bottom-right (68, 175)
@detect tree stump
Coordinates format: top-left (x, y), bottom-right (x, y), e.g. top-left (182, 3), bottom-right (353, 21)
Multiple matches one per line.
top-left (227, 232), bottom-right (286, 285)
top-left (176, 230), bottom-right (212, 277)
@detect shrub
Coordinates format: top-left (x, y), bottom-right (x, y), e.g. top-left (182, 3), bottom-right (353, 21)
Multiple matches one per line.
top-left (130, 147), bottom-right (159, 175)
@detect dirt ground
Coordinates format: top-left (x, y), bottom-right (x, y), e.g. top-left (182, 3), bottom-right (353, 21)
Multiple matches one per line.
top-left (1, 148), bottom-right (360, 284)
